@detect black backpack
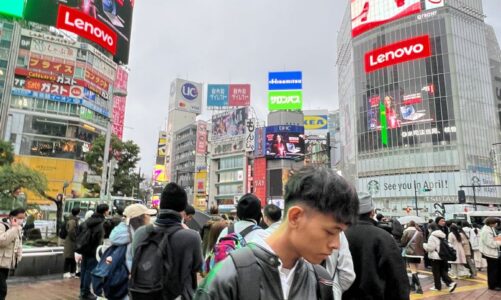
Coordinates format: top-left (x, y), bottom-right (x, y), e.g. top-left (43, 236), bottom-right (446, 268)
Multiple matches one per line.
top-left (59, 219), bottom-right (68, 239)
top-left (438, 238), bottom-right (457, 261)
top-left (75, 222), bottom-right (94, 255)
top-left (229, 247), bottom-right (333, 300)
top-left (129, 224), bottom-right (183, 300)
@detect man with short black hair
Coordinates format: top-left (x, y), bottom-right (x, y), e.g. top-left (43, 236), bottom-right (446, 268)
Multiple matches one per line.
top-left (182, 204), bottom-right (196, 223)
top-left (263, 204), bottom-right (282, 236)
top-left (78, 204), bottom-right (109, 300)
top-left (63, 207), bottom-right (81, 279)
top-left (343, 193), bottom-right (410, 300)
top-left (195, 166), bottom-right (359, 300)
top-left (131, 183), bottom-right (203, 300)
top-left (0, 208), bottom-right (25, 300)
top-left (215, 193), bottom-right (267, 243)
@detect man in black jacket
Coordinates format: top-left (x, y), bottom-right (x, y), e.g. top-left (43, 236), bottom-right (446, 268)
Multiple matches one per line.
top-left (343, 194), bottom-right (410, 300)
top-left (132, 183), bottom-right (203, 300)
top-left (195, 166), bottom-right (359, 300)
top-left (78, 204), bottom-right (109, 300)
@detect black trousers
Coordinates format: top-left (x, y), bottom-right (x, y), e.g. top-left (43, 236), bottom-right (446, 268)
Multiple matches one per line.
top-left (0, 268), bottom-right (9, 300)
top-left (64, 258), bottom-right (76, 274)
top-left (431, 259), bottom-right (453, 290)
top-left (485, 256), bottom-right (501, 289)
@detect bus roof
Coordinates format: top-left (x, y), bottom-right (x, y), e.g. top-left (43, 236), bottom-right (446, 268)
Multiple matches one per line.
top-left (467, 211), bottom-right (501, 217)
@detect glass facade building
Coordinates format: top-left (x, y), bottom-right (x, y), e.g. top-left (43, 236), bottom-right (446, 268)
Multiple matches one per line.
top-left (338, 1), bottom-right (501, 215)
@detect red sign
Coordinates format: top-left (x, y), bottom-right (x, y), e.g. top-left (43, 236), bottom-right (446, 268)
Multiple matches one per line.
top-left (364, 35), bottom-right (431, 73)
top-left (229, 84), bottom-right (251, 106)
top-left (29, 56), bottom-right (74, 76)
top-left (351, 0), bottom-right (421, 38)
top-left (402, 93), bottom-right (422, 105)
top-left (112, 96), bottom-right (126, 139)
top-left (23, 78), bottom-right (83, 98)
top-left (246, 163), bottom-right (253, 194)
top-left (254, 158), bottom-right (267, 207)
top-left (56, 5), bottom-right (117, 55)
top-left (196, 121), bottom-right (208, 155)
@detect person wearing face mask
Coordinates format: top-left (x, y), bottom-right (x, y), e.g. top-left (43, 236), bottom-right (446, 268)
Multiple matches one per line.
top-left (0, 208), bottom-right (25, 300)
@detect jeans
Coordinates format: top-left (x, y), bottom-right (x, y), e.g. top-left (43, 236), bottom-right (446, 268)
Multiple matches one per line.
top-left (80, 256), bottom-right (98, 297)
top-left (485, 256), bottom-right (501, 289)
top-left (0, 268), bottom-right (8, 300)
top-left (64, 258), bottom-right (77, 274)
top-left (431, 259), bottom-right (453, 290)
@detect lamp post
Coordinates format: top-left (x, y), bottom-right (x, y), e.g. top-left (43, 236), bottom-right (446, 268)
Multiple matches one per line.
top-left (100, 89), bottom-right (127, 200)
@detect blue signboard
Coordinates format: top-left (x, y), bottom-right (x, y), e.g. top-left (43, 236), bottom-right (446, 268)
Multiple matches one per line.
top-left (268, 71), bottom-right (303, 90)
top-left (207, 84), bottom-right (229, 106)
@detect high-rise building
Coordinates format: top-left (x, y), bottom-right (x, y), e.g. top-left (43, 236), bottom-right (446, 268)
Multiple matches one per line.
top-left (338, 0), bottom-right (501, 215)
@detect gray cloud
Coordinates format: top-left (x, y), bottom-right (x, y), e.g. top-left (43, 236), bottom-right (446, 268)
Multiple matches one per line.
top-left (125, 0), bottom-right (500, 177)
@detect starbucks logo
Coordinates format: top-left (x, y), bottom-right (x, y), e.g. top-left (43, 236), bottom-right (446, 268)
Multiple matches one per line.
top-left (368, 180), bottom-right (380, 195)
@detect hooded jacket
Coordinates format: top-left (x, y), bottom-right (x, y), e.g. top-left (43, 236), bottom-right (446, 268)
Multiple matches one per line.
top-left (108, 222), bottom-right (133, 272)
top-left (194, 239), bottom-right (321, 300)
top-left (342, 217), bottom-right (410, 300)
top-left (63, 215), bottom-right (79, 259)
top-left (423, 230), bottom-right (446, 260)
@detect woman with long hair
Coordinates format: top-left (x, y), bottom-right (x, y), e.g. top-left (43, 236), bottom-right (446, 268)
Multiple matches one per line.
top-left (202, 220), bottom-right (228, 276)
top-left (401, 221), bottom-right (425, 294)
top-left (448, 224), bottom-right (470, 278)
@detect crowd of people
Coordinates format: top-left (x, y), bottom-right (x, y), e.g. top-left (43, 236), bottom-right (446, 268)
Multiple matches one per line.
top-left (0, 166), bottom-right (500, 300)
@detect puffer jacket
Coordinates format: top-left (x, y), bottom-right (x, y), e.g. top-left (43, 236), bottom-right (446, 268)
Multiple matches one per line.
top-left (108, 222), bottom-right (133, 271)
top-left (195, 241), bottom-right (321, 300)
top-left (479, 225), bottom-right (501, 259)
top-left (401, 227), bottom-right (425, 258)
top-left (423, 230), bottom-right (446, 260)
top-left (0, 222), bottom-right (22, 269)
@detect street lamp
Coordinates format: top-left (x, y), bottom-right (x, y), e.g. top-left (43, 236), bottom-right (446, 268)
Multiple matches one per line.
top-left (100, 88), bottom-right (127, 200)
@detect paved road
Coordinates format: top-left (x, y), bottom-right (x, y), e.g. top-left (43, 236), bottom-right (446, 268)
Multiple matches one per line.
top-left (5, 271), bottom-right (500, 300)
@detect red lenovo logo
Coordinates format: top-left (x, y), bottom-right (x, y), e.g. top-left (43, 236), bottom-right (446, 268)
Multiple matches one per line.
top-left (364, 35), bottom-right (431, 73)
top-left (56, 5), bottom-right (117, 55)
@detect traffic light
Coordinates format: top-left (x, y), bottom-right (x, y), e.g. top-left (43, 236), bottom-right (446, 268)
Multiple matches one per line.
top-left (458, 190), bottom-right (466, 204)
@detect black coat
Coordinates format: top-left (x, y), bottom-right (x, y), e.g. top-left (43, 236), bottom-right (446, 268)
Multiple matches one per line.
top-left (343, 217), bottom-right (410, 300)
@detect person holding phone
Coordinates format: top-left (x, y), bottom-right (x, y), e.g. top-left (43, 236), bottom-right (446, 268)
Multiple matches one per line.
top-left (0, 208), bottom-right (25, 300)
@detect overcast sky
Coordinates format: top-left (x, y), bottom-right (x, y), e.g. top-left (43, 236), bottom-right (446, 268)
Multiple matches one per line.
top-left (124, 0), bottom-right (501, 177)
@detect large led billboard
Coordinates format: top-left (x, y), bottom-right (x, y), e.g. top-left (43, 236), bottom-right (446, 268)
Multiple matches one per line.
top-left (268, 90), bottom-right (303, 111)
top-left (212, 107), bottom-right (248, 141)
top-left (24, 0), bottom-right (134, 64)
top-left (0, 0), bottom-right (24, 18)
top-left (351, 0), bottom-right (422, 38)
top-left (265, 125), bottom-right (305, 159)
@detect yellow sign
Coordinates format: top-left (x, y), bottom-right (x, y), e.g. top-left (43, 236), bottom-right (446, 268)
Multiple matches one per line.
top-left (153, 164), bottom-right (167, 182)
top-left (304, 115), bottom-right (328, 130)
top-left (14, 156), bottom-right (88, 205)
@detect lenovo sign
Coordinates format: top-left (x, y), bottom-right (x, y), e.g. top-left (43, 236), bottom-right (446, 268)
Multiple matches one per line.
top-left (364, 35), bottom-right (431, 73)
top-left (56, 5), bottom-right (117, 55)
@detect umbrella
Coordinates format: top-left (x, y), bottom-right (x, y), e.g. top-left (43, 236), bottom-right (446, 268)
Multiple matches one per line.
top-left (186, 209), bottom-right (211, 232)
top-left (397, 215), bottom-right (426, 225)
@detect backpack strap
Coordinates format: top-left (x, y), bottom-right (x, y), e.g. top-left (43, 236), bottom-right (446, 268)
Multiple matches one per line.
top-left (239, 224), bottom-right (258, 239)
top-left (313, 264), bottom-right (334, 300)
top-left (230, 247), bottom-right (261, 300)
top-left (228, 223), bottom-right (235, 234)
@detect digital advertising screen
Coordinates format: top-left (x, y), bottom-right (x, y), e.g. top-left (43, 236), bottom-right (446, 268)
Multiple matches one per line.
top-left (211, 107), bottom-right (248, 140)
top-left (265, 125), bottom-right (305, 160)
top-left (351, 0), bottom-right (422, 38)
top-left (24, 0), bottom-right (134, 64)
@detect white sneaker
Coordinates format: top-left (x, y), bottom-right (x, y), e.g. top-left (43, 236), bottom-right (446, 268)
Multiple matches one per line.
top-left (70, 273), bottom-right (76, 278)
top-left (448, 282), bottom-right (457, 293)
top-left (430, 287), bottom-right (440, 292)
top-left (63, 272), bottom-right (71, 279)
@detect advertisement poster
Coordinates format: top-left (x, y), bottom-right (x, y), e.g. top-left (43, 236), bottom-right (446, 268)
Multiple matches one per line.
top-left (304, 115), bottom-right (328, 131)
top-left (212, 107), bottom-right (248, 140)
top-left (268, 71), bottom-right (302, 90)
top-left (253, 158), bottom-right (267, 207)
top-left (351, 0), bottom-right (421, 37)
top-left (254, 127), bottom-right (266, 157)
top-left (268, 90), bottom-right (303, 111)
top-left (425, 0), bottom-right (445, 10)
top-left (112, 66), bottom-right (128, 140)
top-left (196, 121), bottom-right (208, 155)
top-left (207, 84), bottom-right (229, 107)
top-left (266, 125), bottom-right (305, 159)
top-left (24, 0), bottom-right (135, 64)
top-left (171, 79), bottom-right (203, 114)
top-left (229, 84), bottom-right (251, 107)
